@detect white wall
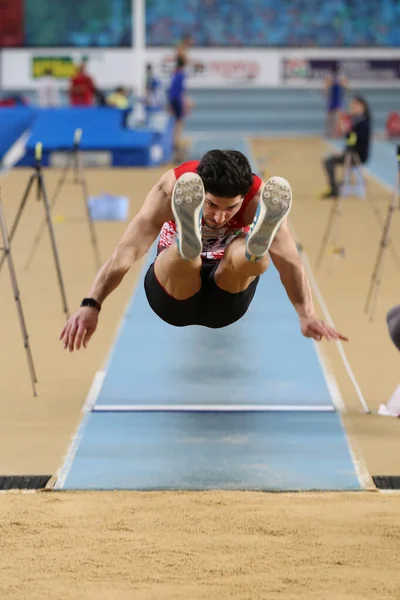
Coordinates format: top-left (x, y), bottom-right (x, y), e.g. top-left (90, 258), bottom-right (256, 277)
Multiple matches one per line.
top-left (1, 47), bottom-right (400, 90)
top-left (1, 49), bottom-right (134, 90)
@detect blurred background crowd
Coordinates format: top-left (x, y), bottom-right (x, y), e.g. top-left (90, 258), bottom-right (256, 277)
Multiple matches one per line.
top-left (2, 0), bottom-right (400, 48)
top-left (146, 0), bottom-right (400, 47)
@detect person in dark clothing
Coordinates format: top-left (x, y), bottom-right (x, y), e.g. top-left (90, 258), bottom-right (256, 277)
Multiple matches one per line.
top-left (387, 305), bottom-right (400, 351)
top-left (321, 96), bottom-right (371, 199)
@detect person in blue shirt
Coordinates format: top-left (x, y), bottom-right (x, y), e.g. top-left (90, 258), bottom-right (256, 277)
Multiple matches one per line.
top-left (168, 56), bottom-right (187, 163)
top-left (324, 64), bottom-right (348, 138)
top-left (145, 64), bottom-right (164, 110)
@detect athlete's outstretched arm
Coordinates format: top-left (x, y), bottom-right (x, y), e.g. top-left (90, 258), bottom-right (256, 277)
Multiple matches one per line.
top-left (60, 169), bottom-right (176, 352)
top-left (269, 221), bottom-right (348, 342)
top-left (85, 176), bottom-right (174, 305)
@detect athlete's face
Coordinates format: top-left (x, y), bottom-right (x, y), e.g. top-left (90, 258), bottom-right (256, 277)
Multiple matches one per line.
top-left (203, 193), bottom-right (244, 229)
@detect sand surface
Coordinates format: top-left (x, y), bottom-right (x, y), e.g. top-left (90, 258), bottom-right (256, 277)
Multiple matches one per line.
top-left (1, 491), bottom-right (400, 600)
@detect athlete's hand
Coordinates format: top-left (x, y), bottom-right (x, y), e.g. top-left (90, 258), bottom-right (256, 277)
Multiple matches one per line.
top-left (299, 315), bottom-right (348, 342)
top-left (59, 307), bottom-right (99, 352)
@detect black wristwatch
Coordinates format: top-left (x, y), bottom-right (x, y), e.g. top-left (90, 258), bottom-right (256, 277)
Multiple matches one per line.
top-left (80, 297), bottom-right (102, 312)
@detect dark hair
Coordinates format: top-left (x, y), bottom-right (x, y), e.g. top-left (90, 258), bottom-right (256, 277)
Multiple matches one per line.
top-left (176, 56), bottom-right (186, 69)
top-left (197, 150), bottom-right (253, 197)
top-left (353, 95), bottom-right (371, 124)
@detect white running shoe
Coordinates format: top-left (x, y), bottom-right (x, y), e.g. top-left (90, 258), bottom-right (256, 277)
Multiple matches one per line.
top-left (245, 176), bottom-right (292, 262)
top-left (171, 172), bottom-right (205, 261)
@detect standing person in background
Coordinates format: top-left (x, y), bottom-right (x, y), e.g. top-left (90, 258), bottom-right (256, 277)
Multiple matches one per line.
top-left (168, 56), bottom-right (188, 164)
top-left (321, 95), bottom-right (371, 199)
top-left (36, 68), bottom-right (61, 108)
top-left (175, 34), bottom-right (198, 114)
top-left (323, 63), bottom-right (347, 138)
top-left (145, 64), bottom-right (164, 110)
top-left (176, 34), bottom-right (194, 64)
top-left (69, 61), bottom-right (95, 107)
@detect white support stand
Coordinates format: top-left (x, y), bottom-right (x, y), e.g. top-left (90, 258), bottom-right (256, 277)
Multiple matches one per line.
top-left (133, 0), bottom-right (146, 99)
top-left (378, 384), bottom-right (400, 418)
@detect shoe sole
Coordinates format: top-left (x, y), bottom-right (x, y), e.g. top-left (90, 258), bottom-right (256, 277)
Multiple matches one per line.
top-left (246, 176), bottom-right (292, 260)
top-left (171, 172), bottom-right (205, 260)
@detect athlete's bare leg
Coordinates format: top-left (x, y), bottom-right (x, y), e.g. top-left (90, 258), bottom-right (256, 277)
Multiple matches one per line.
top-left (154, 173), bottom-right (292, 300)
top-left (154, 172), bottom-right (204, 299)
top-left (154, 247), bottom-right (201, 300)
top-left (215, 176), bottom-right (292, 292)
top-left (173, 119), bottom-right (184, 162)
top-left (214, 234), bottom-right (270, 294)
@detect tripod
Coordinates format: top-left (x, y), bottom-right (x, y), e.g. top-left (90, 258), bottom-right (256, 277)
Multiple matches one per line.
top-left (315, 151), bottom-right (354, 269)
top-left (24, 129), bottom-right (101, 273)
top-left (364, 144), bottom-right (400, 321)
top-left (0, 191), bottom-right (37, 396)
top-left (0, 143), bottom-right (69, 318)
top-left (316, 144), bottom-right (400, 271)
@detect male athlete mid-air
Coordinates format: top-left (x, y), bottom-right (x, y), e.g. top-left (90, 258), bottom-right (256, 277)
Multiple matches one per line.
top-left (60, 149), bottom-right (347, 350)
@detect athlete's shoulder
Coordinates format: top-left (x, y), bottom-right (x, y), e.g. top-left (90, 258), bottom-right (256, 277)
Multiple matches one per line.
top-left (246, 173), bottom-right (262, 199)
top-left (173, 160), bottom-right (200, 179)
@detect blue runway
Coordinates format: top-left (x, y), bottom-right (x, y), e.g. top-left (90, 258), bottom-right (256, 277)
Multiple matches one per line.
top-left (60, 412), bottom-right (359, 491)
top-left (56, 137), bottom-right (370, 491)
top-left (94, 263), bottom-right (335, 410)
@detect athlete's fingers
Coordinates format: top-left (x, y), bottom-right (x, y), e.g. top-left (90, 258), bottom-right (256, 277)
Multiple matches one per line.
top-left (59, 323), bottom-right (68, 340)
top-left (68, 321), bottom-right (79, 352)
top-left (310, 321), bottom-right (331, 341)
top-left (75, 323), bottom-right (87, 351)
top-left (322, 323), bottom-right (348, 341)
top-left (83, 328), bottom-right (94, 349)
top-left (335, 331), bottom-right (349, 342)
top-left (323, 324), bottom-right (348, 342)
top-left (320, 323), bottom-right (335, 341)
top-left (62, 323), bottom-right (71, 349)
top-left (329, 329), bottom-right (341, 340)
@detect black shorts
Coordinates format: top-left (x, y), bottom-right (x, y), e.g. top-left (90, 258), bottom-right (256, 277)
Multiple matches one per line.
top-left (144, 260), bottom-right (259, 328)
top-left (169, 98), bottom-right (184, 120)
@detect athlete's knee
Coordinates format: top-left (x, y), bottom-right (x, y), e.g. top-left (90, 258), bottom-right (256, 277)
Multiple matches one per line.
top-left (155, 245), bottom-right (202, 269)
top-left (232, 252), bottom-right (270, 278)
top-left (387, 304), bottom-right (400, 350)
top-left (244, 253), bottom-right (270, 275)
top-left (228, 242), bottom-right (269, 275)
